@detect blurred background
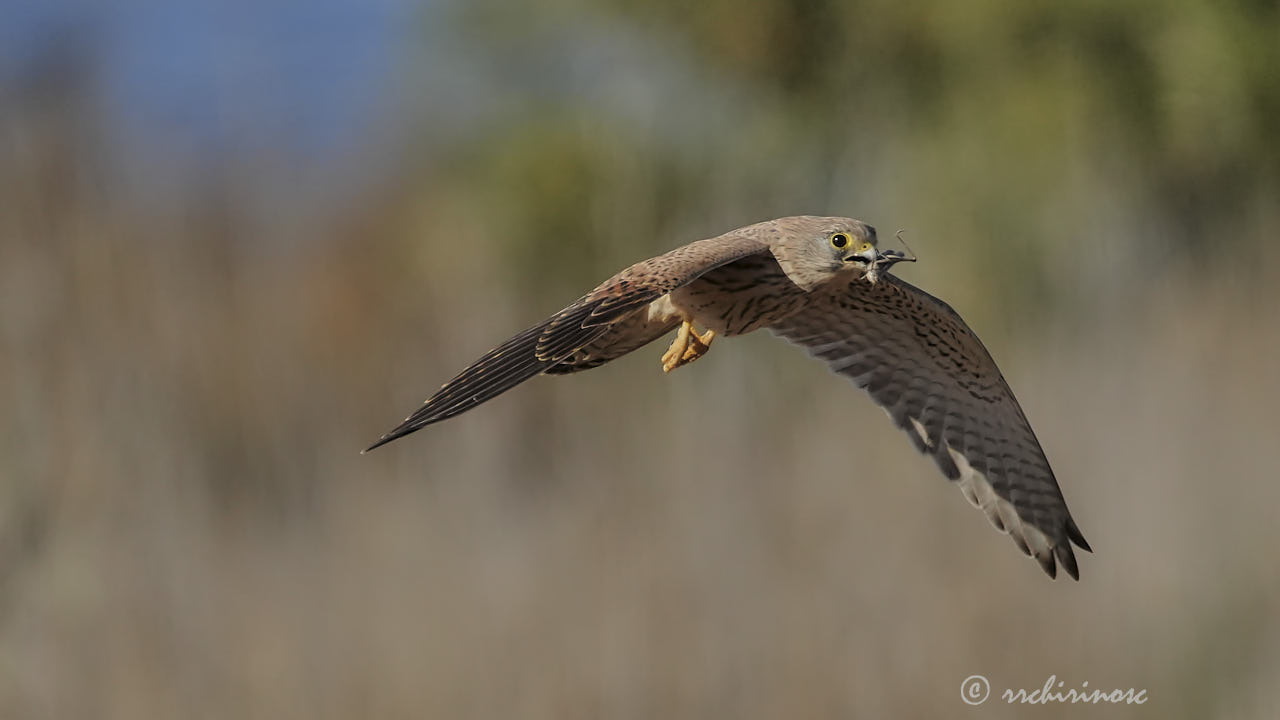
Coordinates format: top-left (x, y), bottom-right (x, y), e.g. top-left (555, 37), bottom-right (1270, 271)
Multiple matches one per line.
top-left (2, 0), bottom-right (1279, 717)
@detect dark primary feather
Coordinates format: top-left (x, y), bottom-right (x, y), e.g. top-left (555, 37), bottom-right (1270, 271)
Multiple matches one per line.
top-left (769, 275), bottom-right (1091, 579)
top-left (363, 300), bottom-right (604, 451)
top-left (365, 233), bottom-right (770, 452)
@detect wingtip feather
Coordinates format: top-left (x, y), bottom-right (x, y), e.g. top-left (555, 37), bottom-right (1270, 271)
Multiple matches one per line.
top-left (1056, 543), bottom-right (1081, 581)
top-left (1037, 552), bottom-right (1058, 579)
top-left (363, 431), bottom-right (400, 453)
top-left (1066, 517), bottom-right (1092, 553)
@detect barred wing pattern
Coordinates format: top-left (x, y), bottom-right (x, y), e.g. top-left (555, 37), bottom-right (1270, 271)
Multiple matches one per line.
top-left (365, 234), bottom-right (769, 451)
top-left (769, 276), bottom-right (1090, 579)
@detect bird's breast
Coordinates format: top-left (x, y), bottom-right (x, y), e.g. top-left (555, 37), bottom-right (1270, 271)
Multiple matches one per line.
top-left (668, 255), bottom-right (808, 336)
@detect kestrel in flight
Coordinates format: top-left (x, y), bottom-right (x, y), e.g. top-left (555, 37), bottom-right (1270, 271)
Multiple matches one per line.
top-left (367, 216), bottom-right (1091, 579)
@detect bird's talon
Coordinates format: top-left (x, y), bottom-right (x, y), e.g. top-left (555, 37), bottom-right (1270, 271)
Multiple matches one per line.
top-left (680, 328), bottom-right (716, 362)
top-left (661, 322), bottom-right (715, 372)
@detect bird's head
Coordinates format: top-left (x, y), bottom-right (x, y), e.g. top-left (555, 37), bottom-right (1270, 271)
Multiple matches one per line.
top-left (770, 216), bottom-right (909, 289)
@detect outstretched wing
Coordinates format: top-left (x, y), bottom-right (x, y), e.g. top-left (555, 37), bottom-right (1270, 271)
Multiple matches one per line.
top-left (769, 275), bottom-right (1091, 579)
top-left (365, 233), bottom-right (770, 451)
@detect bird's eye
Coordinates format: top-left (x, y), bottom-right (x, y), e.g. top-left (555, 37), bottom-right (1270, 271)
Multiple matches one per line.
top-left (830, 233), bottom-right (850, 249)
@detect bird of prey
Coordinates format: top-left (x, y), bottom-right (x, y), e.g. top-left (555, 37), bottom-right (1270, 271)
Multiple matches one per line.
top-left (367, 216), bottom-right (1091, 579)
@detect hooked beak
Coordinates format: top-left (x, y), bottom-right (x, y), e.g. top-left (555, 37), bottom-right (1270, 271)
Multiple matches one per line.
top-left (843, 245), bottom-right (879, 266)
top-left (854, 248), bottom-right (916, 285)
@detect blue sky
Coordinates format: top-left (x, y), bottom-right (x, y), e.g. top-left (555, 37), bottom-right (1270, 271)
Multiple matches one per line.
top-left (2, 0), bottom-right (426, 158)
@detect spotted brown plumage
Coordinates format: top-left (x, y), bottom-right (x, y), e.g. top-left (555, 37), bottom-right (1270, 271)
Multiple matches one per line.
top-left (768, 274), bottom-right (1091, 578)
top-left (365, 229), bottom-right (771, 446)
top-left (367, 215), bottom-right (1091, 580)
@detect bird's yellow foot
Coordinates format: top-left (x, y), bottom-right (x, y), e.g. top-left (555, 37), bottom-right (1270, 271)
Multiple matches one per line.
top-left (661, 321), bottom-right (716, 372)
top-left (683, 327), bottom-right (715, 362)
